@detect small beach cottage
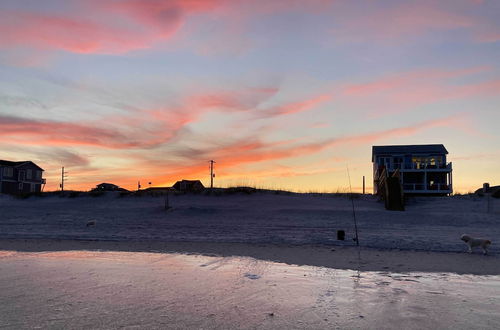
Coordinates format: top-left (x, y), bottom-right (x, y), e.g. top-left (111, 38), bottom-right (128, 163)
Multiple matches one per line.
top-left (173, 180), bottom-right (205, 192)
top-left (0, 160), bottom-right (45, 194)
top-left (372, 144), bottom-right (452, 195)
top-left (92, 183), bottom-right (128, 192)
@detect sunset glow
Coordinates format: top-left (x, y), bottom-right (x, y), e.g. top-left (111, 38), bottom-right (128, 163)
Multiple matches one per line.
top-left (1, 0), bottom-right (499, 192)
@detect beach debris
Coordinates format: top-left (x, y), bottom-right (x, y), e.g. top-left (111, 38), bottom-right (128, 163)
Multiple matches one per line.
top-left (268, 312), bottom-right (274, 317)
top-left (86, 220), bottom-right (96, 227)
top-left (244, 273), bottom-right (261, 280)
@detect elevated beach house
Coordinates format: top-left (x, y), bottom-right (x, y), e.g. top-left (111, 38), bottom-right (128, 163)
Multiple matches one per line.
top-left (372, 144), bottom-right (453, 195)
top-left (0, 160), bottom-right (45, 194)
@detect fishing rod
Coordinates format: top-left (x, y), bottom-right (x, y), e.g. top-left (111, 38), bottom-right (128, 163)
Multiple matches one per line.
top-left (347, 165), bottom-right (362, 278)
top-left (347, 165), bottom-right (360, 247)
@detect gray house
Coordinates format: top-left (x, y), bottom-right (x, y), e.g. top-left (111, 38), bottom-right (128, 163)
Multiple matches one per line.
top-left (0, 160), bottom-right (45, 194)
top-left (372, 144), bottom-right (453, 195)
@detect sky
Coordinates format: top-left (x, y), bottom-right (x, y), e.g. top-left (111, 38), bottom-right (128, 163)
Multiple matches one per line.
top-left (0, 0), bottom-right (499, 193)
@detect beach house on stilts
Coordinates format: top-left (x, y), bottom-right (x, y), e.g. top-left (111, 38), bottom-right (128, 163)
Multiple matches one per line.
top-left (372, 144), bottom-right (453, 196)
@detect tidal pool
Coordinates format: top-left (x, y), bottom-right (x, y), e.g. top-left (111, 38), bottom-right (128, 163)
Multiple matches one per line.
top-left (0, 250), bottom-right (499, 329)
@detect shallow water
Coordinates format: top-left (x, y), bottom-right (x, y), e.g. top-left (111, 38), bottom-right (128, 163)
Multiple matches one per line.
top-left (0, 250), bottom-right (499, 329)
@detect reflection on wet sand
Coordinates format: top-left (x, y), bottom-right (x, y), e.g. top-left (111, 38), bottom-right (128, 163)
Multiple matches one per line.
top-left (0, 250), bottom-right (499, 329)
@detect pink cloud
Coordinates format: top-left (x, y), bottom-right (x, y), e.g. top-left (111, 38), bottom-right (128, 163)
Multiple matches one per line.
top-left (186, 115), bottom-right (466, 171)
top-left (1, 0), bottom-right (496, 61)
top-left (0, 114), bottom-right (174, 149)
top-left (0, 1), bottom-right (223, 55)
top-left (0, 11), bottom-right (150, 54)
top-left (22, 112), bottom-right (469, 191)
top-left (0, 0), bottom-right (331, 56)
top-left (0, 86), bottom-right (283, 150)
top-left (330, 1), bottom-right (498, 43)
top-left (99, 0), bottom-right (220, 32)
top-left (258, 94), bottom-right (332, 118)
top-left (340, 67), bottom-right (498, 117)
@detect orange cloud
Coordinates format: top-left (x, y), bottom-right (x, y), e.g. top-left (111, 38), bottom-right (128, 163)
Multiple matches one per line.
top-left (122, 114), bottom-right (466, 190)
top-left (35, 113), bottom-right (468, 191)
top-left (182, 114), bottom-right (466, 171)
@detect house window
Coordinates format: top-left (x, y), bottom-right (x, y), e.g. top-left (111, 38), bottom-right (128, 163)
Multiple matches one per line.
top-left (393, 157), bottom-right (403, 169)
top-left (4, 167), bottom-right (13, 177)
top-left (377, 157), bottom-right (392, 168)
top-left (27, 169), bottom-right (32, 179)
top-left (36, 171), bottom-right (42, 179)
top-left (18, 183), bottom-right (23, 190)
top-left (412, 156), bottom-right (431, 169)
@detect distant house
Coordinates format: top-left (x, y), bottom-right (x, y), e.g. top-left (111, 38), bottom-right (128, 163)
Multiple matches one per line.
top-left (0, 160), bottom-right (45, 194)
top-left (92, 183), bottom-right (128, 192)
top-left (475, 183), bottom-right (500, 197)
top-left (372, 144), bottom-right (453, 195)
top-left (173, 180), bottom-right (205, 192)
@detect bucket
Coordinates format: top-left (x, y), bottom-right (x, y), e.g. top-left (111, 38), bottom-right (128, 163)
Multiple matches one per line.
top-left (337, 230), bottom-right (345, 241)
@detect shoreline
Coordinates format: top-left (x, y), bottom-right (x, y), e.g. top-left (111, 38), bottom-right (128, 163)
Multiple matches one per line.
top-left (1, 238), bottom-right (499, 275)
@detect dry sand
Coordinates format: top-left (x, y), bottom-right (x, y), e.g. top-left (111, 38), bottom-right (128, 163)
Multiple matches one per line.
top-left (1, 238), bottom-right (499, 275)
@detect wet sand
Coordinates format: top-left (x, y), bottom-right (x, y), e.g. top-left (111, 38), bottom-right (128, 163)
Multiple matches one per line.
top-left (1, 238), bottom-right (499, 275)
top-left (1, 250), bottom-right (499, 329)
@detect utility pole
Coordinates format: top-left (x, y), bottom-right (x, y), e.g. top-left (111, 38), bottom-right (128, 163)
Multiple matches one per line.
top-left (362, 176), bottom-right (365, 195)
top-left (209, 160), bottom-right (216, 189)
top-left (60, 167), bottom-right (68, 192)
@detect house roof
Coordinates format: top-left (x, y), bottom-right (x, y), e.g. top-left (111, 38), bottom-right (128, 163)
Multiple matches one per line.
top-left (0, 160), bottom-right (44, 170)
top-left (175, 180), bottom-right (203, 184)
top-left (474, 185), bottom-right (500, 195)
top-left (97, 183), bottom-right (118, 187)
top-left (372, 144), bottom-right (448, 161)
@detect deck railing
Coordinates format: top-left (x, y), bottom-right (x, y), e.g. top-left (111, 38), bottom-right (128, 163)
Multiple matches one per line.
top-left (379, 162), bottom-right (452, 171)
top-left (402, 183), bottom-right (452, 192)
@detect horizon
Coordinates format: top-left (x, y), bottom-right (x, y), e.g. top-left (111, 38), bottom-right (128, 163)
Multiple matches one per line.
top-left (1, 0), bottom-right (499, 193)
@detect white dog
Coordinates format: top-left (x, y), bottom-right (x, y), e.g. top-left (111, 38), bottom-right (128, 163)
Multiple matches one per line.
top-left (461, 234), bottom-right (492, 255)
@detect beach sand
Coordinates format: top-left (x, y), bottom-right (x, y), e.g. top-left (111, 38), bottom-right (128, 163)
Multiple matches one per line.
top-left (1, 238), bottom-right (499, 275)
top-left (1, 248), bottom-right (499, 329)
